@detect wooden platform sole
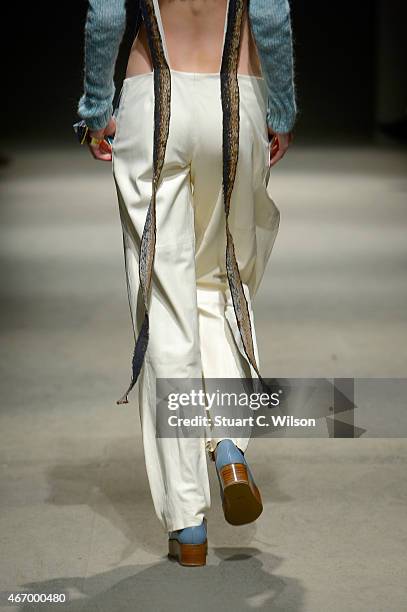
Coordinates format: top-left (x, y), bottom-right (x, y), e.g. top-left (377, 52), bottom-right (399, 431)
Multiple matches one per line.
top-left (168, 538), bottom-right (208, 567)
top-left (219, 463), bottom-right (263, 526)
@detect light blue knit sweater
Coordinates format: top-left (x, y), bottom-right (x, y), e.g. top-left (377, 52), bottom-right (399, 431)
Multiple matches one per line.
top-left (78, 0), bottom-right (297, 133)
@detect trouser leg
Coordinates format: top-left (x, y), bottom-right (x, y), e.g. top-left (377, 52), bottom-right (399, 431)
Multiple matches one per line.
top-left (196, 286), bottom-right (259, 461)
top-left (117, 179), bottom-right (211, 533)
top-left (137, 356), bottom-right (210, 533)
top-left (114, 154), bottom-right (211, 534)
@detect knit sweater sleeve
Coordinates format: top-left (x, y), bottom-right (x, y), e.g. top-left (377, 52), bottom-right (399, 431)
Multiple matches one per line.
top-left (77, 0), bottom-right (128, 131)
top-left (248, 0), bottom-right (297, 133)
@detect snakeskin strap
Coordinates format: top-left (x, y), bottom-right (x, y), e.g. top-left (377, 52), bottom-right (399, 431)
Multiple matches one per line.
top-left (220, 0), bottom-right (268, 388)
top-left (116, 0), bottom-right (171, 404)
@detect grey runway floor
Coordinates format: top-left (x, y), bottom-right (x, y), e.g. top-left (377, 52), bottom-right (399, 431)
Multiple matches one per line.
top-left (0, 142), bottom-right (406, 611)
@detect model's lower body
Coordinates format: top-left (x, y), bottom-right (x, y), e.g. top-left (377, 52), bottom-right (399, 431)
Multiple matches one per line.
top-left (112, 70), bottom-right (280, 562)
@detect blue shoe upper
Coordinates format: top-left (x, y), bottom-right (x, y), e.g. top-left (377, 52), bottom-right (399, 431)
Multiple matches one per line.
top-left (215, 439), bottom-right (246, 471)
top-left (215, 439), bottom-right (255, 483)
top-left (168, 518), bottom-right (207, 545)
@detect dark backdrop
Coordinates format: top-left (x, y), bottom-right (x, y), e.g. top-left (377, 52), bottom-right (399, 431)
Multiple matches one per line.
top-left (4, 0), bottom-right (407, 144)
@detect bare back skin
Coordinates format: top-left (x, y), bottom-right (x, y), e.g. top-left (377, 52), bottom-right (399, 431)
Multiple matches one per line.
top-left (126, 0), bottom-right (262, 76)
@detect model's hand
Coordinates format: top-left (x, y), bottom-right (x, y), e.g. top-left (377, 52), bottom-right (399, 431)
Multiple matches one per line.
top-left (88, 117), bottom-right (116, 162)
top-left (268, 128), bottom-right (293, 167)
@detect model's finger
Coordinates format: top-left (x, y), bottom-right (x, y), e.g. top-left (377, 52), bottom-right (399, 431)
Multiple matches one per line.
top-left (269, 148), bottom-right (285, 167)
top-left (97, 153), bottom-right (113, 162)
top-left (87, 143), bottom-right (112, 162)
top-left (268, 141), bottom-right (277, 165)
top-left (94, 149), bottom-right (112, 161)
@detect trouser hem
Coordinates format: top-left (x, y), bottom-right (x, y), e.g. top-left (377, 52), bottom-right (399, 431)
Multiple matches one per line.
top-left (165, 514), bottom-right (206, 534)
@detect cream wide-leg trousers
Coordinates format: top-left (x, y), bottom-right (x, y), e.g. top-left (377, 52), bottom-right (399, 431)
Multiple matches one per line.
top-left (112, 70), bottom-right (280, 532)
